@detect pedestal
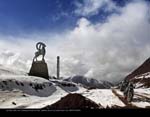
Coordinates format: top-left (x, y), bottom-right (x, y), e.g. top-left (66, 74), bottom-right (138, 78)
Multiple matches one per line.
top-left (29, 61), bottom-right (49, 79)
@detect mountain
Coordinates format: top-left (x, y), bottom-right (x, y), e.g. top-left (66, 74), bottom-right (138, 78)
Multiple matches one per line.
top-left (125, 57), bottom-right (150, 80)
top-left (131, 72), bottom-right (150, 88)
top-left (64, 75), bottom-right (114, 89)
top-left (124, 57), bottom-right (150, 88)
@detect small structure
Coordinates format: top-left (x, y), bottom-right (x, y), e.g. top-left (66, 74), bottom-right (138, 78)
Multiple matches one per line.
top-left (29, 42), bottom-right (49, 79)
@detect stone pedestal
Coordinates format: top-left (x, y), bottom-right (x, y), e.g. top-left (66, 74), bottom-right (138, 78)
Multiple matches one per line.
top-left (29, 61), bottom-right (49, 79)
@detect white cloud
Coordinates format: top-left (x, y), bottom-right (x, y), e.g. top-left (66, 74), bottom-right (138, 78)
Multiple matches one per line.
top-left (74, 0), bottom-right (117, 16)
top-left (0, 0), bottom-right (150, 83)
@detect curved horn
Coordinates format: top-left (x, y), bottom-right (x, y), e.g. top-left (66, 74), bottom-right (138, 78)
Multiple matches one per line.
top-left (36, 42), bottom-right (46, 50)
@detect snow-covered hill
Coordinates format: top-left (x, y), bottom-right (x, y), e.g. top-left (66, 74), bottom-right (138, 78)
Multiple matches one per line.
top-left (0, 65), bottom-right (86, 108)
top-left (64, 75), bottom-right (114, 89)
top-left (0, 76), bottom-right (86, 109)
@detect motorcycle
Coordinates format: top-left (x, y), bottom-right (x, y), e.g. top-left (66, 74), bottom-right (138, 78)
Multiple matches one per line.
top-left (124, 85), bottom-right (134, 102)
top-left (127, 88), bottom-right (134, 102)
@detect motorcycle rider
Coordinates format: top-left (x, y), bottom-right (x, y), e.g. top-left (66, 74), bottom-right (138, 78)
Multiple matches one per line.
top-left (120, 80), bottom-right (129, 91)
top-left (124, 82), bottom-right (134, 102)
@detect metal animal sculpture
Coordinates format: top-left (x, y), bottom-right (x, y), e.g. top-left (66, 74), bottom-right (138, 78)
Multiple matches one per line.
top-left (33, 42), bottom-right (46, 62)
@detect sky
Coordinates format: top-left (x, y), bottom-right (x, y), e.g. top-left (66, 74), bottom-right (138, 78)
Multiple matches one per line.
top-left (0, 0), bottom-right (138, 36)
top-left (0, 0), bottom-right (150, 83)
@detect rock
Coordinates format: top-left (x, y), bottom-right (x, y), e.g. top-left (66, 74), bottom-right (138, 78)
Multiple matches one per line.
top-left (29, 61), bottom-right (49, 79)
top-left (15, 81), bottom-right (20, 86)
top-left (22, 94), bottom-right (27, 97)
top-left (20, 83), bottom-right (24, 86)
top-left (12, 102), bottom-right (16, 105)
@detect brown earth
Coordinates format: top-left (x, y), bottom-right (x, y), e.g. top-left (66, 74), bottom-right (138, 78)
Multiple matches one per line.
top-left (43, 93), bottom-right (102, 110)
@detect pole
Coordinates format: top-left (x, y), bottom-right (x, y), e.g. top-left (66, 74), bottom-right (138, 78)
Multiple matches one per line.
top-left (57, 56), bottom-right (60, 79)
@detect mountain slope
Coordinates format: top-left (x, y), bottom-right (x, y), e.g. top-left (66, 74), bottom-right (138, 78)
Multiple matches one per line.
top-left (130, 72), bottom-right (150, 88)
top-left (125, 57), bottom-right (150, 80)
top-left (0, 66), bottom-right (86, 108)
top-left (123, 57), bottom-right (150, 88)
top-left (64, 75), bottom-right (114, 89)
top-left (0, 75), bottom-right (56, 97)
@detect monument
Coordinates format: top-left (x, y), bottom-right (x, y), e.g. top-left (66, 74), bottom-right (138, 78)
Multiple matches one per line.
top-left (29, 42), bottom-right (49, 79)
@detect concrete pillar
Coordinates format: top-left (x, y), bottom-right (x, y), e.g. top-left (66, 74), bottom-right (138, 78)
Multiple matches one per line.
top-left (57, 56), bottom-right (60, 79)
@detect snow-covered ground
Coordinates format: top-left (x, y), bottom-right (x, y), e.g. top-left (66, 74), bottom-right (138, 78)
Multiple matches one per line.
top-left (115, 88), bottom-right (150, 108)
top-left (0, 78), bottom-right (85, 109)
top-left (135, 88), bottom-right (150, 98)
top-left (0, 83), bottom-right (66, 108)
top-left (82, 89), bottom-right (125, 108)
top-left (0, 65), bottom-right (88, 109)
top-left (0, 65), bottom-right (150, 109)
top-left (0, 75), bottom-right (57, 97)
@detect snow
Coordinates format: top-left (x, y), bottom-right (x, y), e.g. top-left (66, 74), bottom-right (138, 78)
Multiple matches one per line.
top-left (115, 88), bottom-right (150, 108)
top-left (115, 89), bottom-right (123, 96)
top-left (0, 81), bottom-right (68, 109)
top-left (0, 89), bottom-right (38, 108)
top-left (145, 75), bottom-right (150, 78)
top-left (0, 66), bottom-right (150, 109)
top-left (26, 85), bottom-right (86, 108)
top-left (0, 75), bottom-right (56, 97)
top-left (51, 80), bottom-right (80, 92)
top-left (134, 72), bottom-right (150, 79)
top-left (132, 102), bottom-right (150, 108)
top-left (0, 73), bottom-right (125, 109)
top-left (82, 89), bottom-right (125, 108)
top-left (0, 81), bottom-right (78, 109)
top-left (135, 88), bottom-right (150, 98)
top-left (26, 86), bottom-right (68, 108)
top-left (136, 82), bottom-right (144, 88)
top-left (0, 67), bottom-right (86, 108)
top-left (135, 76), bottom-right (143, 79)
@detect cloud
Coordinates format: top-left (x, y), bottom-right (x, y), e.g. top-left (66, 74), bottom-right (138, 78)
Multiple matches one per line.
top-left (0, 0), bottom-right (150, 83)
top-left (74, 0), bottom-right (117, 16)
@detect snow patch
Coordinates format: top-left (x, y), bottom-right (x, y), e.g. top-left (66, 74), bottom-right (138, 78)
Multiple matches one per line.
top-left (82, 89), bottom-right (125, 108)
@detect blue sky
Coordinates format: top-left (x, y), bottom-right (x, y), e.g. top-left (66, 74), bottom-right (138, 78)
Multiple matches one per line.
top-left (0, 0), bottom-right (140, 36)
top-left (0, 0), bottom-right (77, 35)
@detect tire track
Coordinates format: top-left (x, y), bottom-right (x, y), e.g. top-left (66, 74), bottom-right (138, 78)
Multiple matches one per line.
top-left (134, 93), bottom-right (150, 102)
